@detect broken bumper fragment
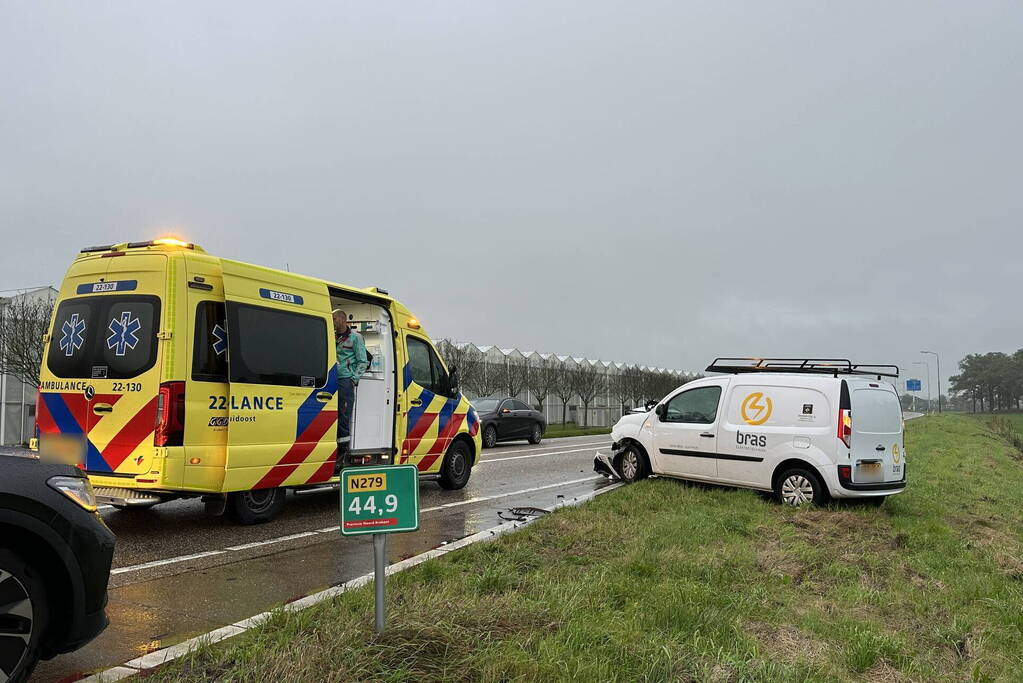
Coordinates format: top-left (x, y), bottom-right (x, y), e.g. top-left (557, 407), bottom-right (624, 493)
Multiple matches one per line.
top-left (593, 443), bottom-right (624, 480)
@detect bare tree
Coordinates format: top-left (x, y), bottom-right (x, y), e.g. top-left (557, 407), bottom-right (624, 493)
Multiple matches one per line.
top-left (626, 366), bottom-right (647, 408)
top-left (526, 354), bottom-right (555, 412)
top-left (504, 359), bottom-right (529, 398)
top-left (608, 365), bottom-right (632, 416)
top-left (550, 360), bottom-right (577, 424)
top-left (470, 355), bottom-right (503, 398)
top-left (572, 363), bottom-right (604, 427)
top-left (0, 294), bottom-right (55, 388)
top-left (436, 340), bottom-right (483, 395)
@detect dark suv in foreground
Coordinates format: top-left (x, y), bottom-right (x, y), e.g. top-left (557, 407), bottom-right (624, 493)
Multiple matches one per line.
top-left (0, 451), bottom-right (115, 682)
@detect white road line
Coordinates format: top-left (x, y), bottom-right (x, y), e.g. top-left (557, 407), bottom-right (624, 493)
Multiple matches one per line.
top-left (480, 444), bottom-right (610, 464)
top-left (420, 476), bottom-right (601, 512)
top-left (111, 551), bottom-right (225, 575)
top-left (225, 532), bottom-right (320, 551)
top-left (481, 437), bottom-right (610, 457)
top-left (111, 475), bottom-right (605, 575)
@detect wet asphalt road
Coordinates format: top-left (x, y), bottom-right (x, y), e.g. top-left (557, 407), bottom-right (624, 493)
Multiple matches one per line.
top-left (34, 434), bottom-right (614, 682)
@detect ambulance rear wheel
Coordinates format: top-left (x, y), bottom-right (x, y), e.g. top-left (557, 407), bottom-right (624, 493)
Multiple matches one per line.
top-left (438, 440), bottom-right (472, 490)
top-left (228, 488), bottom-right (285, 524)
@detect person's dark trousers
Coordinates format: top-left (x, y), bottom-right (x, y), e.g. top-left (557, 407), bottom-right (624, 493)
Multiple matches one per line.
top-left (335, 377), bottom-right (356, 475)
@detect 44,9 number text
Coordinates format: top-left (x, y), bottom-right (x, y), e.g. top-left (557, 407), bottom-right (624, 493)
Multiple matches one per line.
top-left (347, 494), bottom-right (399, 516)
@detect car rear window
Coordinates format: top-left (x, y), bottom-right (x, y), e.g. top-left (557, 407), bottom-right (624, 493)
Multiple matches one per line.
top-left (47, 295), bottom-right (161, 379)
top-left (851, 388), bottom-right (902, 434)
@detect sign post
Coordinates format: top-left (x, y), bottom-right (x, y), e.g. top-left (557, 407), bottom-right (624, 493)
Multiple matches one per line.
top-left (340, 465), bottom-right (419, 633)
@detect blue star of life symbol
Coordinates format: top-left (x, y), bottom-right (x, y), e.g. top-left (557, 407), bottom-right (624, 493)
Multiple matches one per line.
top-left (60, 313), bottom-right (86, 357)
top-left (212, 324), bottom-right (227, 356)
top-left (107, 311), bottom-right (141, 357)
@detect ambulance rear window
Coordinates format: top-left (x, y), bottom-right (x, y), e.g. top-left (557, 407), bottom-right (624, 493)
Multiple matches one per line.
top-left (226, 303), bottom-right (327, 387)
top-left (47, 295), bottom-right (161, 380)
top-left (192, 301), bottom-right (228, 382)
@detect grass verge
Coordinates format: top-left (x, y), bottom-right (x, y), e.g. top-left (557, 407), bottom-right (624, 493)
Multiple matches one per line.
top-left (150, 415), bottom-right (1023, 681)
top-left (544, 422), bottom-right (610, 438)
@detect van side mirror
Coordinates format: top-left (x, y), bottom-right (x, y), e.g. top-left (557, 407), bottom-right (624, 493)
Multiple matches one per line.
top-left (655, 403), bottom-right (667, 420)
top-left (448, 366), bottom-right (460, 395)
top-left (644, 399), bottom-right (658, 411)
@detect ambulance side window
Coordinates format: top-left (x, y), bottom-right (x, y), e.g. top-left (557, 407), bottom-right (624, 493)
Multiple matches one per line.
top-left (192, 301), bottom-right (228, 382)
top-left (429, 348), bottom-right (452, 397)
top-left (406, 337), bottom-right (434, 391)
top-left (226, 303), bottom-right (327, 387)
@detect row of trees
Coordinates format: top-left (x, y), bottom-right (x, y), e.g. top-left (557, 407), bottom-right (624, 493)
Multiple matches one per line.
top-left (437, 340), bottom-right (697, 425)
top-left (0, 297), bottom-right (693, 427)
top-left (950, 350), bottom-right (1023, 412)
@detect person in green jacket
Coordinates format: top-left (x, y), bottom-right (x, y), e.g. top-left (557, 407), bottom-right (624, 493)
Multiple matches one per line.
top-left (333, 309), bottom-right (368, 475)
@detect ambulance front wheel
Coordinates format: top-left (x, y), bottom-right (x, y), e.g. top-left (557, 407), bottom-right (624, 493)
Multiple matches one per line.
top-left (227, 487), bottom-right (285, 524)
top-left (438, 440), bottom-right (472, 490)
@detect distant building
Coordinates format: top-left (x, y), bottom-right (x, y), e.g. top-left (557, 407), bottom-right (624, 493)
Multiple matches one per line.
top-left (1, 287), bottom-right (57, 446)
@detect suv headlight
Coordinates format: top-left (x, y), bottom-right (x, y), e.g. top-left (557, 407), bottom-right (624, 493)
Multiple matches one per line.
top-left (47, 475), bottom-right (99, 512)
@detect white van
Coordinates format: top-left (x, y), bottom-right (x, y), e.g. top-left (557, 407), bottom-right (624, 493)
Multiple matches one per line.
top-left (595, 358), bottom-right (906, 506)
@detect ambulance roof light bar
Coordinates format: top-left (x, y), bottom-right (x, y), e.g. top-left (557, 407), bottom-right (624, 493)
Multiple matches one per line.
top-left (706, 358), bottom-right (899, 378)
top-left (80, 239), bottom-right (202, 254)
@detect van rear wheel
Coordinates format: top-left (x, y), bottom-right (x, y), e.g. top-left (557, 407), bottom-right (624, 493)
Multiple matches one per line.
top-left (776, 468), bottom-right (828, 507)
top-left (227, 488), bottom-right (285, 524)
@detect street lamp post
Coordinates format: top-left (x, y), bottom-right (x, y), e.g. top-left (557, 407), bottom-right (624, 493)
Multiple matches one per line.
top-left (921, 351), bottom-right (941, 413)
top-left (912, 361), bottom-right (931, 414)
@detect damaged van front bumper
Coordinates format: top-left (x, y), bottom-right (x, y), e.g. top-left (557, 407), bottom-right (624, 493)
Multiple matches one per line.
top-left (593, 442), bottom-right (627, 479)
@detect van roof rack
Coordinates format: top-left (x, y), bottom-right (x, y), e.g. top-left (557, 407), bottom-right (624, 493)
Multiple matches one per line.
top-left (706, 358), bottom-right (899, 378)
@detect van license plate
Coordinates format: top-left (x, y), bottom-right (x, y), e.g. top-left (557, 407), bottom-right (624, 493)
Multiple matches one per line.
top-left (861, 462), bottom-right (881, 472)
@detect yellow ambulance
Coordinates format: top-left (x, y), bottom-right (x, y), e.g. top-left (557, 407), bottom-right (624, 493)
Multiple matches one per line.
top-left (36, 238), bottom-right (481, 523)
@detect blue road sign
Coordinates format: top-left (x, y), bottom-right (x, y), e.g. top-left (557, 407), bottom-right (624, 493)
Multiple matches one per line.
top-left (906, 379), bottom-right (922, 392)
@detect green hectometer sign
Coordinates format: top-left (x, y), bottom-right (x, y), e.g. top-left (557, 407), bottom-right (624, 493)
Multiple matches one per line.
top-left (340, 465), bottom-right (419, 536)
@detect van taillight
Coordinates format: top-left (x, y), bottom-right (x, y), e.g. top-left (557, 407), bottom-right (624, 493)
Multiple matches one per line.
top-left (155, 381), bottom-right (186, 447)
top-left (838, 409), bottom-right (852, 448)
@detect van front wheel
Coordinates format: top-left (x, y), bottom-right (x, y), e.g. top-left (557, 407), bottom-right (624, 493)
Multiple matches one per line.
top-left (776, 468), bottom-right (828, 507)
top-left (228, 488), bottom-right (285, 524)
top-left (438, 440), bottom-right (472, 490)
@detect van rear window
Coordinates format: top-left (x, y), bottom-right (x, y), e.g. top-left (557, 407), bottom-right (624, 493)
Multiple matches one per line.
top-left (46, 295), bottom-right (161, 379)
top-left (851, 389), bottom-right (902, 434)
top-left (226, 303), bottom-right (327, 387)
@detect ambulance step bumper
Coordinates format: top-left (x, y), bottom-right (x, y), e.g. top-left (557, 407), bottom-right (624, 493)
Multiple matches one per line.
top-left (93, 486), bottom-right (163, 507)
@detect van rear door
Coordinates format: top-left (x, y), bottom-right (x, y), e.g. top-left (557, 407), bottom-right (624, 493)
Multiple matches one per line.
top-left (42, 255), bottom-right (165, 475)
top-left (848, 382), bottom-right (904, 484)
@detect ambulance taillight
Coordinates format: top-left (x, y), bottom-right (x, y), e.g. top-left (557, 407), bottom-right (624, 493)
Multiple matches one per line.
top-left (155, 381), bottom-right (186, 447)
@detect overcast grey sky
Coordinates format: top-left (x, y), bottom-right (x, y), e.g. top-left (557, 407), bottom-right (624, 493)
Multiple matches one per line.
top-left (2, 1), bottom-right (1020, 393)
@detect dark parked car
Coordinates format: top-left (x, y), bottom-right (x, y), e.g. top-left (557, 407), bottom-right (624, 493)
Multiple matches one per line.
top-left (0, 451), bottom-right (115, 682)
top-left (472, 397), bottom-right (547, 448)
